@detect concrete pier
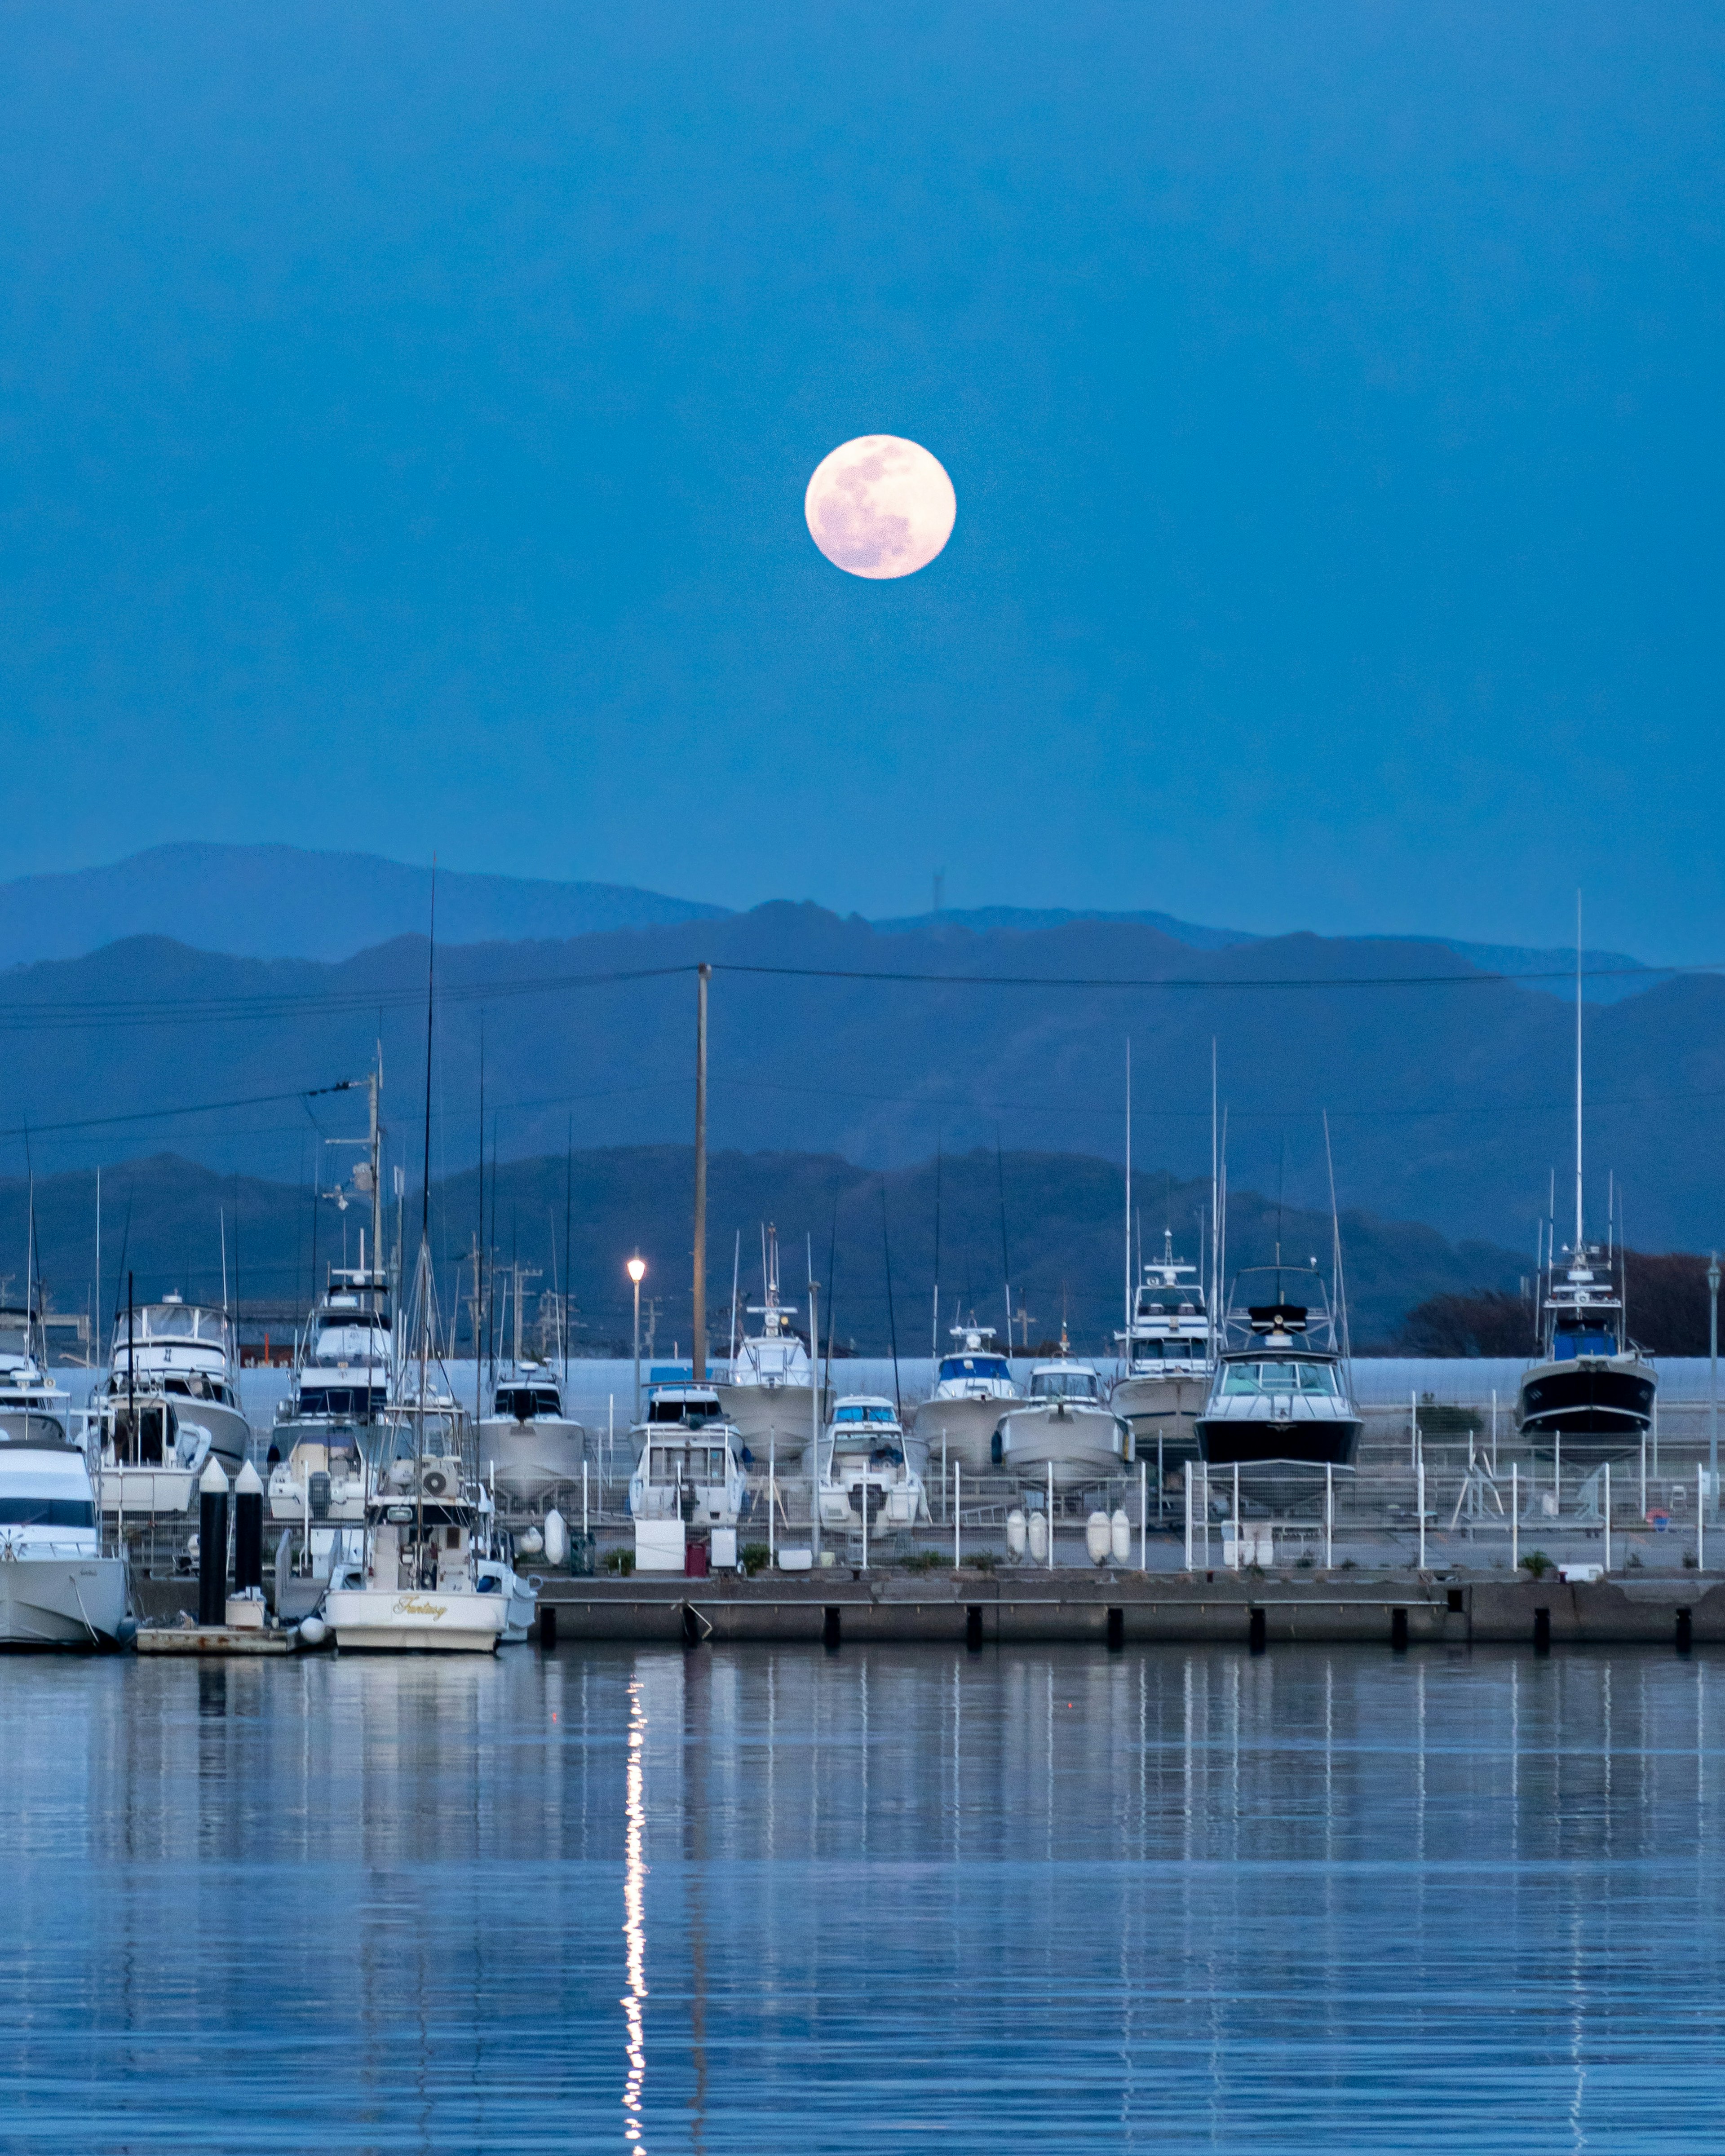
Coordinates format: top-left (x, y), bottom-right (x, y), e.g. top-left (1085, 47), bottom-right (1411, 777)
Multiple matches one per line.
top-left (537, 1571), bottom-right (1725, 1648)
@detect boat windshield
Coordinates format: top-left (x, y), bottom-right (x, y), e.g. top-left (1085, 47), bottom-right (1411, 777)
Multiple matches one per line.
top-left (1553, 1325), bottom-right (1618, 1359)
top-left (1221, 1361), bottom-right (1339, 1396)
top-left (939, 1356), bottom-right (1011, 1381)
top-left (833, 1405), bottom-right (899, 1425)
top-left (1029, 1371), bottom-right (1100, 1401)
top-left (1134, 1339), bottom-right (1205, 1361)
top-left (0, 1497), bottom-right (92, 1526)
top-left (0, 1412), bottom-right (68, 1446)
top-left (649, 1396), bottom-right (722, 1425)
top-left (495, 1387), bottom-right (562, 1420)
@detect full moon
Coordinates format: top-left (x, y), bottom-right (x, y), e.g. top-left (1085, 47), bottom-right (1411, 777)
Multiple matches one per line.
top-left (804, 435), bottom-right (956, 579)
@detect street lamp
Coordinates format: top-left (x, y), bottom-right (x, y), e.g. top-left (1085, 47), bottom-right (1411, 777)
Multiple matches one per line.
top-left (628, 1255), bottom-right (647, 1423)
top-left (1709, 1251), bottom-right (1720, 1520)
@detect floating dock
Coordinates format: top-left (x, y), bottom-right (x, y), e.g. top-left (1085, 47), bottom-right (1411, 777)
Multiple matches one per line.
top-left (136, 1625), bottom-right (297, 1655)
top-left (537, 1571), bottom-right (1725, 1650)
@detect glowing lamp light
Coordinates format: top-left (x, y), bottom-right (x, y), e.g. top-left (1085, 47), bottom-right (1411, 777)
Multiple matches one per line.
top-left (626, 1257), bottom-right (647, 1285)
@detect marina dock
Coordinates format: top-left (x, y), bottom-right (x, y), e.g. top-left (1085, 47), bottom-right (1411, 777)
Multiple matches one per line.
top-left (537, 1570), bottom-right (1725, 1649)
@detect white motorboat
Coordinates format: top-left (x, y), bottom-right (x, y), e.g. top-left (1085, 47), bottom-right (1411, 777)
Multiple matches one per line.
top-left (816, 1395), bottom-right (929, 1539)
top-left (1110, 1235), bottom-right (1214, 1467)
top-left (629, 1418), bottom-right (752, 1572)
top-left (628, 1381), bottom-right (736, 1461)
top-left (477, 1362), bottom-right (588, 1502)
top-left (317, 1244), bottom-right (505, 1653)
top-left (1195, 1272), bottom-right (1362, 1468)
top-left (0, 1414), bottom-right (128, 1647)
top-left (714, 1225), bottom-right (822, 1457)
top-left (100, 1293), bottom-right (251, 1474)
top-left (910, 1322), bottom-right (1019, 1476)
top-left (473, 1489), bottom-right (540, 1643)
top-left (992, 1339), bottom-right (1134, 1488)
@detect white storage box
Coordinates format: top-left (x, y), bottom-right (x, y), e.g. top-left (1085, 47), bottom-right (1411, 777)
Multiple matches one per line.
top-left (711, 1527), bottom-right (738, 1570)
top-left (777, 1546), bottom-right (814, 1572)
top-left (635, 1520), bottom-right (687, 1573)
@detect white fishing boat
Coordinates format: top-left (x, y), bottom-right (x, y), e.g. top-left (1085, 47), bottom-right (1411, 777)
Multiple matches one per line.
top-left (98, 1293), bottom-right (251, 1473)
top-left (992, 1338), bottom-right (1134, 1488)
top-left (629, 1418), bottom-right (751, 1572)
top-left (316, 1233), bottom-right (506, 1654)
top-left (714, 1224), bottom-right (822, 1457)
top-left (0, 1322), bottom-right (129, 1646)
top-left (816, 1395), bottom-right (929, 1539)
top-left (909, 1321), bottom-right (1019, 1476)
top-left (1195, 1272), bottom-right (1362, 1468)
top-left (1110, 1235), bottom-right (1213, 1465)
top-left (628, 1380), bottom-right (735, 1461)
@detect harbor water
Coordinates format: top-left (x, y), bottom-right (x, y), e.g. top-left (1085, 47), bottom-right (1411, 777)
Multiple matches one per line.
top-left (4, 1644), bottom-right (1724, 2152)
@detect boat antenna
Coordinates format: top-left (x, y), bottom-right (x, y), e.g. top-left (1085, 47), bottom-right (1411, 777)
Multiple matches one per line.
top-left (1209, 1039), bottom-right (1219, 1340)
top-left (931, 1131), bottom-right (942, 1367)
top-left (1123, 1040), bottom-right (1132, 1372)
top-left (729, 1230), bottom-right (741, 1369)
top-left (1575, 888), bottom-right (1584, 1255)
top-left (220, 1206), bottom-right (228, 1318)
top-left (880, 1180), bottom-right (902, 1415)
top-left (127, 1269), bottom-right (135, 1461)
top-left (823, 1192), bottom-right (840, 1399)
top-left (421, 861), bottom-right (436, 1247)
top-left (475, 1012), bottom-right (486, 1423)
top-left (563, 1115), bottom-right (573, 1384)
top-left (1217, 1104), bottom-right (1229, 1338)
top-left (995, 1128), bottom-right (1013, 1353)
top-left (1322, 1111), bottom-right (1352, 1365)
top-left (232, 1171), bottom-right (242, 1353)
top-left (1274, 1136), bottom-right (1286, 1299)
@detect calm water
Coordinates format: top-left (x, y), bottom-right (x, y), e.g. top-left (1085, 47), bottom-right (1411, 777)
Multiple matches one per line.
top-left (4, 1644), bottom-right (1724, 2152)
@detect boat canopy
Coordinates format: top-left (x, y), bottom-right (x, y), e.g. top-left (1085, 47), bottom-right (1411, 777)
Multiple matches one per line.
top-left (1028, 1366), bottom-right (1101, 1401)
top-left (939, 1354), bottom-right (1011, 1382)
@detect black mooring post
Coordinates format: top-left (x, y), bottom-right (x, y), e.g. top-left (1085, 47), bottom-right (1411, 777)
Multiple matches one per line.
top-left (1533, 1606), bottom-right (1552, 1654)
top-left (965, 1605), bottom-right (984, 1652)
top-left (1390, 1608), bottom-right (1409, 1652)
top-left (198, 1460), bottom-right (230, 1627)
top-left (233, 1462), bottom-right (264, 1593)
top-left (1106, 1607), bottom-right (1124, 1652)
top-left (1247, 1607), bottom-right (1267, 1654)
top-left (823, 1606), bottom-right (842, 1651)
top-left (1676, 1608), bottom-right (1693, 1654)
top-left (541, 1604), bottom-right (558, 1649)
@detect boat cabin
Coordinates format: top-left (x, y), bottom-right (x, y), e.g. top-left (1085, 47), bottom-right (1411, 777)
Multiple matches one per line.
top-left (1026, 1364), bottom-right (1104, 1405)
top-left (630, 1430), bottom-right (748, 1526)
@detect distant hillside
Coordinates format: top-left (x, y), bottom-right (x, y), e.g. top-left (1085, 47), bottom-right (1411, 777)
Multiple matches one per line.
top-left (8, 1146), bottom-right (1522, 1358)
top-left (0, 843), bottom-right (727, 965)
top-left (0, 905), bottom-right (1715, 1251)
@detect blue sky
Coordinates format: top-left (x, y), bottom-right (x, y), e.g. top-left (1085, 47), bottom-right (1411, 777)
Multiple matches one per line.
top-left (4, 1), bottom-right (1721, 955)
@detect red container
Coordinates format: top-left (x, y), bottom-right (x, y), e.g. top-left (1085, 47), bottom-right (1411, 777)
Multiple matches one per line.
top-left (684, 1539), bottom-right (710, 1579)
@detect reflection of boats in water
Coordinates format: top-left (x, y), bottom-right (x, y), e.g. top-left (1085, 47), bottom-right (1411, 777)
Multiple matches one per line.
top-left (1195, 1270), bottom-right (1361, 1468)
top-left (1110, 1234), bottom-right (1212, 1465)
top-left (816, 1396), bottom-right (928, 1537)
top-left (992, 1342), bottom-right (1133, 1489)
top-left (1514, 951), bottom-right (1655, 1458)
top-left (910, 1323), bottom-right (1018, 1476)
top-left (714, 1226), bottom-right (821, 1457)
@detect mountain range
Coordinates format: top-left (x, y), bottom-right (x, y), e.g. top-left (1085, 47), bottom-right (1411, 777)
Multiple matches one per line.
top-left (5, 1147), bottom-right (1523, 1357)
top-left (0, 844), bottom-right (1658, 1001)
top-left (0, 895), bottom-right (1718, 1255)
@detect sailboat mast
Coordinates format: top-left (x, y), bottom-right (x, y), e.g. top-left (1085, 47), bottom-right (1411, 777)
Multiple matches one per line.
top-left (1123, 1039), bottom-right (1132, 1364)
top-left (1575, 892), bottom-right (1584, 1254)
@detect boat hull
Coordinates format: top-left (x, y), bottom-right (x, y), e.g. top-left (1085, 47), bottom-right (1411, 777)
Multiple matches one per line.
top-left (994, 1405), bottom-right (1132, 1487)
top-left (711, 1383), bottom-right (822, 1459)
top-left (0, 1556), bottom-right (129, 1647)
top-left (1110, 1373), bottom-right (1209, 1460)
top-left (475, 1416), bottom-right (589, 1502)
top-left (1516, 1360), bottom-right (1655, 1450)
top-left (1196, 1412), bottom-right (1362, 1468)
top-left (910, 1395), bottom-right (1013, 1476)
top-left (323, 1586), bottom-right (507, 1652)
